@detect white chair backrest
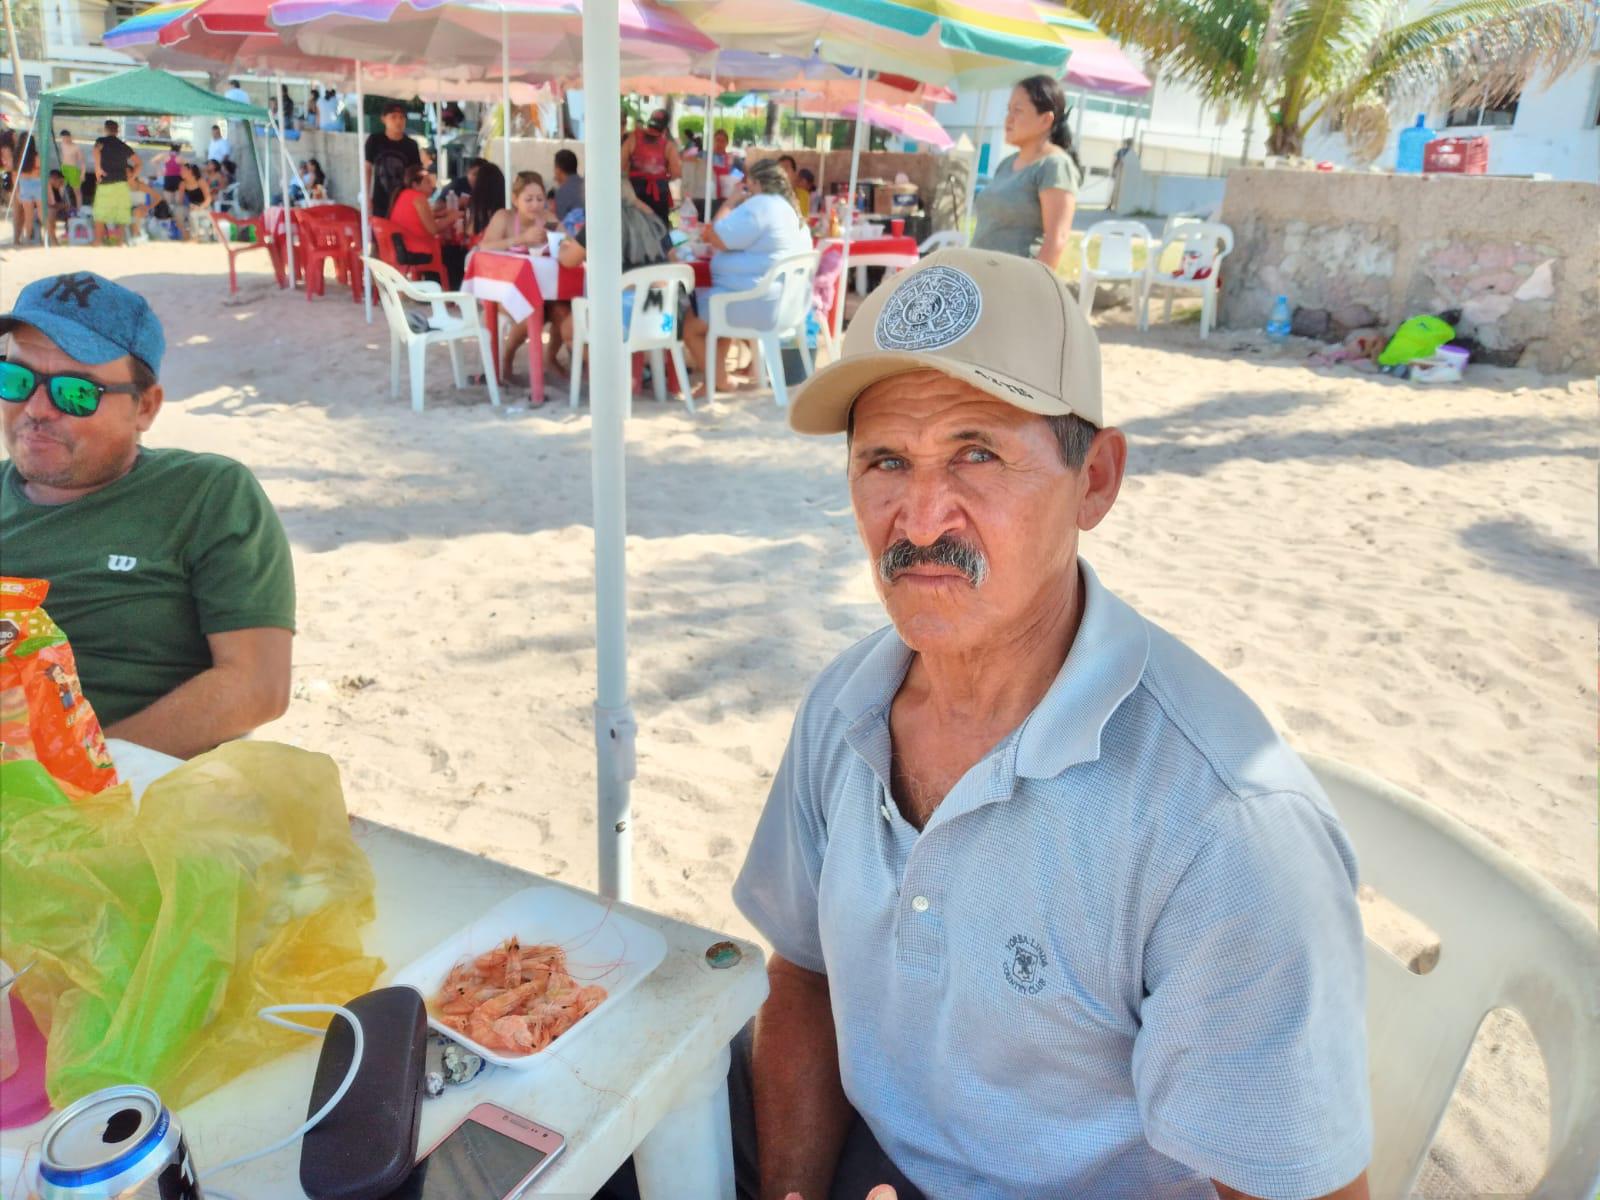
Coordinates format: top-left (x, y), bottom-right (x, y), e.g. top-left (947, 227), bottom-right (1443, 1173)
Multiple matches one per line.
top-left (918, 229), bottom-right (967, 255)
top-left (618, 263), bottom-right (694, 351)
top-left (1082, 219), bottom-right (1152, 274)
top-left (1306, 755), bottom-right (1600, 1199)
top-left (1160, 221), bottom-right (1234, 278)
top-left (761, 251), bottom-right (821, 332)
top-left (362, 255), bottom-right (412, 331)
top-left (1160, 211), bottom-right (1202, 242)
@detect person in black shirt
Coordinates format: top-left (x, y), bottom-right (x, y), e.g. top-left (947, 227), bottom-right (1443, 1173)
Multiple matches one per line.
top-left (92, 119), bottom-right (139, 246)
top-left (364, 100), bottom-right (421, 223)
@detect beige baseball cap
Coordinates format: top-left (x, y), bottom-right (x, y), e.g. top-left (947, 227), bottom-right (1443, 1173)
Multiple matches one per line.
top-left (789, 246), bottom-right (1103, 435)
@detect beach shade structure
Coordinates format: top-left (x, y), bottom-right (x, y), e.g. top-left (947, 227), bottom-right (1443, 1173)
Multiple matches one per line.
top-left (21, 68), bottom-right (266, 242)
top-left (269, 0), bottom-right (716, 206)
top-left (1034, 1), bottom-right (1151, 96)
top-left (800, 95), bottom-right (954, 148)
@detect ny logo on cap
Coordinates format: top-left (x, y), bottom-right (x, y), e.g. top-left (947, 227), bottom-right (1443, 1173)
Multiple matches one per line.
top-left (43, 273), bottom-right (101, 309)
top-left (874, 266), bottom-right (982, 353)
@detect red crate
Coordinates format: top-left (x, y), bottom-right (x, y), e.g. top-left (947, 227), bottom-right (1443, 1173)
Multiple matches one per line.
top-left (1423, 136), bottom-right (1489, 175)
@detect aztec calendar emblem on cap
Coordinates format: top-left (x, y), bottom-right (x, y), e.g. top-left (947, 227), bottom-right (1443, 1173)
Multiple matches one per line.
top-left (874, 266), bottom-right (982, 352)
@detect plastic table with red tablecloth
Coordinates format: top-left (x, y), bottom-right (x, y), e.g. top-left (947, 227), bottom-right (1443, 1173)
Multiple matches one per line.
top-left (462, 251), bottom-right (714, 405)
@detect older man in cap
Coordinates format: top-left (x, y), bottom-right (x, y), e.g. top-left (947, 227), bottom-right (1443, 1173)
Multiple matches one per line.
top-left (1, 272), bottom-right (295, 758)
top-left (732, 249), bottom-right (1372, 1200)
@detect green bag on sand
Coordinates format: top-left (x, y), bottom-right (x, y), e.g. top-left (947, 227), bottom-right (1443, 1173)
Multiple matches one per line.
top-left (1378, 314), bottom-right (1455, 367)
top-left (0, 743), bottom-right (384, 1109)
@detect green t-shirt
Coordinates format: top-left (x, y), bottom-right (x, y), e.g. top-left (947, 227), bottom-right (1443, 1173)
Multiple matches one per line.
top-left (972, 149), bottom-right (1082, 261)
top-left (0, 448), bottom-right (295, 726)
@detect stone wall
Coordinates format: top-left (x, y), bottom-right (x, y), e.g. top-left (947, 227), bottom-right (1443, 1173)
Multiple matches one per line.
top-left (1218, 169), bottom-right (1599, 372)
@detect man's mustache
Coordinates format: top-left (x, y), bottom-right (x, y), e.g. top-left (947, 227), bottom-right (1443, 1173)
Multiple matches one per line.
top-left (878, 536), bottom-right (989, 588)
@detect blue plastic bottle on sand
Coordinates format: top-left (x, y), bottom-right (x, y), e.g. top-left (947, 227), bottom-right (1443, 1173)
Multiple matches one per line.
top-left (1396, 114), bottom-right (1435, 174)
top-left (1266, 295), bottom-right (1291, 342)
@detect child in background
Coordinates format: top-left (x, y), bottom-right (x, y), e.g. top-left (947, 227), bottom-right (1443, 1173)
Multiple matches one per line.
top-left (162, 144), bottom-right (183, 202)
top-left (46, 170), bottom-right (73, 239)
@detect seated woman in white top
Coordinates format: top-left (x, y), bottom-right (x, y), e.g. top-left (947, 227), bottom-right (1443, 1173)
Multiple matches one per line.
top-left (702, 157), bottom-right (813, 390)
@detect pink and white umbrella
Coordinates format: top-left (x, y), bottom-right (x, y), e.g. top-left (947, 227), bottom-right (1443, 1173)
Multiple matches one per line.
top-left (801, 96), bottom-right (953, 149)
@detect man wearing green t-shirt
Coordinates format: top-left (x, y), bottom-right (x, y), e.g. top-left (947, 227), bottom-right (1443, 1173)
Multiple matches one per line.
top-left (1, 271), bottom-right (295, 758)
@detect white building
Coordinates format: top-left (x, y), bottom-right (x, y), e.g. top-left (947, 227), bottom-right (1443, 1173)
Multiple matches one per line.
top-left (934, 64), bottom-right (1269, 214)
top-left (1303, 57), bottom-right (1600, 183)
top-left (3, 0), bottom-right (138, 98)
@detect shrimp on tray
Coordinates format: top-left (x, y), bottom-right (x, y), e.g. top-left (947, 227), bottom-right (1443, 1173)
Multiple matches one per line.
top-left (428, 936), bottom-right (608, 1057)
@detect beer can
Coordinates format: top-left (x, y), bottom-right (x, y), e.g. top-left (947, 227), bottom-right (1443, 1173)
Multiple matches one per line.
top-left (37, 1085), bottom-right (202, 1200)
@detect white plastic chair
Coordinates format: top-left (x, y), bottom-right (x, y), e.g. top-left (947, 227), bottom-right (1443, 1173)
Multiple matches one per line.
top-left (917, 229), bottom-right (967, 255)
top-left (1160, 211), bottom-right (1203, 243)
top-left (363, 256), bottom-right (500, 414)
top-left (1075, 219), bottom-right (1157, 321)
top-left (1306, 755), bottom-right (1600, 1199)
top-left (569, 263), bottom-right (696, 415)
top-left (706, 251), bottom-right (818, 408)
top-left (1140, 221), bottom-right (1234, 338)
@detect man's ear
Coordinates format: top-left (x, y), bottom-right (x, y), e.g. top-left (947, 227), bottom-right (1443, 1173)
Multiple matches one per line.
top-left (135, 383), bottom-right (164, 432)
top-left (1076, 427), bottom-right (1128, 533)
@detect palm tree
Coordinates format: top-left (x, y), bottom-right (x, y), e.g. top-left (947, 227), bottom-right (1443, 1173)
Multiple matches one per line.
top-left (1068, 0), bottom-right (1597, 159)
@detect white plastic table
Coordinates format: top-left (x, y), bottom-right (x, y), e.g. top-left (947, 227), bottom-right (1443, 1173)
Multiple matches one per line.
top-left (2, 752), bottom-right (768, 1200)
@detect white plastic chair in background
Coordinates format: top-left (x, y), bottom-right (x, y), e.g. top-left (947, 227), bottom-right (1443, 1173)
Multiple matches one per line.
top-left (706, 251), bottom-right (819, 408)
top-left (1306, 755), bottom-right (1600, 1200)
top-left (1140, 221), bottom-right (1234, 339)
top-left (363, 255), bottom-right (500, 414)
top-left (917, 229), bottom-right (967, 256)
top-left (569, 263), bottom-right (696, 414)
top-left (1160, 212), bottom-right (1203, 243)
top-left (1075, 219), bottom-right (1157, 323)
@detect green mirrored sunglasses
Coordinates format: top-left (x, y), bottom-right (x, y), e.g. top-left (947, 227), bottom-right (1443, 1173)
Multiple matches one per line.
top-left (0, 358), bottom-right (142, 417)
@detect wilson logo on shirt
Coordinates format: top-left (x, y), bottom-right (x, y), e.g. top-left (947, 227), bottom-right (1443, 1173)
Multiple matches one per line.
top-left (1003, 933), bottom-right (1048, 996)
top-left (107, 555), bottom-right (138, 572)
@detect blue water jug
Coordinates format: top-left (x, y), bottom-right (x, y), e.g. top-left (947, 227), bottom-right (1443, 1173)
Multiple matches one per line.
top-left (1266, 295), bottom-right (1291, 342)
top-left (1397, 114), bottom-right (1435, 174)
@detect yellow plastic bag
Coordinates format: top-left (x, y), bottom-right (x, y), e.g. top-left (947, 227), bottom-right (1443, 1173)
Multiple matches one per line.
top-left (0, 742), bottom-right (385, 1109)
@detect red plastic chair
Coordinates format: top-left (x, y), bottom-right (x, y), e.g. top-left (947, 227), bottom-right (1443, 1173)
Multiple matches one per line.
top-left (369, 214), bottom-right (447, 286)
top-left (210, 211), bottom-right (284, 294)
top-left (297, 209), bottom-right (362, 302)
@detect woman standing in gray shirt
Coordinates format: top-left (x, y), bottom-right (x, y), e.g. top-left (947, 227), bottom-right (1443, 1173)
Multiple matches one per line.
top-left (972, 74), bottom-right (1082, 271)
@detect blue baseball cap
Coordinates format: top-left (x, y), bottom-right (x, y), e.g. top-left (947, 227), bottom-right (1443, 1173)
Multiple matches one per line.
top-left (0, 272), bottom-right (165, 376)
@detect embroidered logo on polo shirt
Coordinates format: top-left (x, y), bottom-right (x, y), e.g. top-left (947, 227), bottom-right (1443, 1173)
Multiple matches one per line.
top-left (107, 555), bottom-right (138, 572)
top-left (1003, 933), bottom-right (1048, 996)
top-left (874, 266), bottom-right (981, 352)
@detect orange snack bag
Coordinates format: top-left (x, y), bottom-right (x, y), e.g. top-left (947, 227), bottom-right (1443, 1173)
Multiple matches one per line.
top-left (0, 577), bottom-right (117, 797)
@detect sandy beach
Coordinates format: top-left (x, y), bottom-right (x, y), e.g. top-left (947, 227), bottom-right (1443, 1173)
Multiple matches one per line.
top-left (2, 240), bottom-right (1594, 1197)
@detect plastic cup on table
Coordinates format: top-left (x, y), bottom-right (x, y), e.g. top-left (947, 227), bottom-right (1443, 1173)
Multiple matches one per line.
top-left (890, 218), bottom-right (905, 237)
top-left (547, 230), bottom-right (565, 256)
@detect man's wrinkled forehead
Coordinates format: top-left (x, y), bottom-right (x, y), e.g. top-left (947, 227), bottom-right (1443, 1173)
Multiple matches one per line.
top-left (848, 371), bottom-right (1044, 442)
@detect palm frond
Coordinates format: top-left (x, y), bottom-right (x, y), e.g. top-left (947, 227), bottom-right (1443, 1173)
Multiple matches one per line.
top-left (1341, 0), bottom-right (1598, 110)
top-left (1278, 0), bottom-right (1395, 96)
top-left (1069, 0), bottom-right (1270, 103)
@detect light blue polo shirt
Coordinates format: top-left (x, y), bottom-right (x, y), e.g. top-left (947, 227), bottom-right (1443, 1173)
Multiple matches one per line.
top-left (734, 560), bottom-right (1371, 1200)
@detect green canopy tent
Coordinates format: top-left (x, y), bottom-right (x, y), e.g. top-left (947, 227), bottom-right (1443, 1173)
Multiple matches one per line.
top-left (26, 67), bottom-right (267, 240)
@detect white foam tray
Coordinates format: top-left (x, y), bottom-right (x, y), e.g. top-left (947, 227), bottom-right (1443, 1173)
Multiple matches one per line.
top-left (388, 886), bottom-right (668, 1069)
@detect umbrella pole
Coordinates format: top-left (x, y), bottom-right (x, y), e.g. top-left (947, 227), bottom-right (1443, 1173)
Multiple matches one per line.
top-left (842, 70), bottom-right (866, 279)
top-left (963, 89), bottom-right (989, 236)
top-left (501, 7), bottom-right (512, 206)
top-left (357, 59), bottom-right (372, 323)
top-left (702, 59), bottom-right (717, 223)
top-left (582, 0), bottom-right (632, 902)
top-left (272, 74), bottom-right (296, 286)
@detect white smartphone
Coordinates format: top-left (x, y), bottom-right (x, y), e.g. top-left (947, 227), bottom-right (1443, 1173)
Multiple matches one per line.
top-left (387, 1102), bottom-right (565, 1200)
